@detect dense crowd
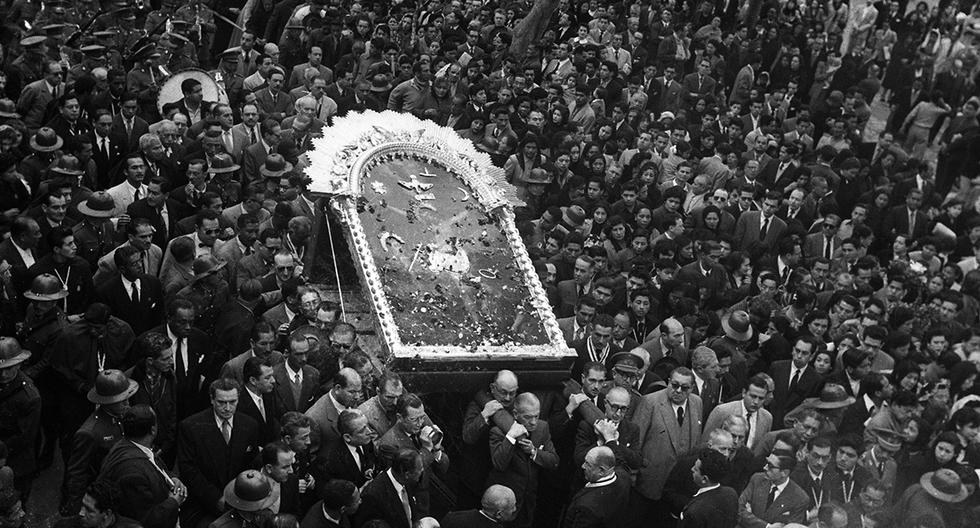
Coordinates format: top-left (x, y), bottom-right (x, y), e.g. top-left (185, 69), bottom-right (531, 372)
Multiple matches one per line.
top-left (0, 0), bottom-right (979, 528)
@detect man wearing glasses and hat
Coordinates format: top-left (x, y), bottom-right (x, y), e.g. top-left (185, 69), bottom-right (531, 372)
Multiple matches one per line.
top-left (17, 61), bottom-right (64, 132)
top-left (0, 337), bottom-right (41, 504)
top-left (61, 369), bottom-right (139, 516)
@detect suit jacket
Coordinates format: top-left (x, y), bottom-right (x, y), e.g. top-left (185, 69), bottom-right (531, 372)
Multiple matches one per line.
top-left (237, 387), bottom-right (283, 444)
top-left (219, 350), bottom-right (284, 386)
top-left (273, 362), bottom-right (320, 413)
top-left (94, 242), bottom-right (163, 286)
top-left (306, 392), bottom-right (344, 458)
top-left (838, 395), bottom-right (876, 436)
top-left (561, 471), bottom-right (632, 528)
top-left (729, 65), bottom-right (754, 106)
top-left (126, 200), bottom-right (177, 252)
top-left (241, 141), bottom-right (274, 187)
top-left (144, 323), bottom-right (214, 420)
top-left (693, 377), bottom-right (722, 422)
top-left (572, 416), bottom-right (642, 471)
top-left (679, 485), bottom-right (739, 528)
top-left (789, 465), bottom-right (837, 510)
top-left (761, 161), bottom-right (799, 192)
top-left (704, 400), bottom-right (772, 449)
top-left (680, 73), bottom-right (717, 106)
top-left (442, 509), bottom-right (502, 528)
top-left (96, 274), bottom-right (165, 336)
top-left (486, 421), bottom-right (559, 501)
top-left (676, 261), bottom-right (730, 298)
top-left (556, 316), bottom-right (590, 347)
top-left (882, 205), bottom-right (929, 240)
top-left (301, 500), bottom-right (349, 528)
top-left (633, 390), bottom-right (703, 500)
top-left (767, 362), bottom-right (822, 429)
top-left (97, 440), bottom-right (179, 528)
top-left (212, 299), bottom-right (260, 358)
top-left (737, 473), bottom-right (809, 528)
top-left (176, 410), bottom-right (260, 521)
top-left (229, 123), bottom-right (258, 162)
top-left (352, 470), bottom-right (418, 528)
top-left (89, 131), bottom-right (126, 188)
top-left (803, 232), bottom-right (841, 261)
top-left (570, 338), bottom-right (621, 381)
top-left (316, 439), bottom-right (379, 488)
top-left (0, 238), bottom-right (37, 293)
top-left (111, 114), bottom-right (150, 153)
top-left (254, 88), bottom-right (295, 121)
top-left (733, 211), bottom-right (787, 251)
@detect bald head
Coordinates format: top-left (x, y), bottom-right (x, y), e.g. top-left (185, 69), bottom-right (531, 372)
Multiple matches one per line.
top-left (480, 485), bottom-right (517, 521)
top-left (514, 392), bottom-right (539, 413)
top-left (491, 370), bottom-right (519, 408)
top-left (416, 517), bottom-right (440, 528)
top-left (583, 446), bottom-right (616, 483)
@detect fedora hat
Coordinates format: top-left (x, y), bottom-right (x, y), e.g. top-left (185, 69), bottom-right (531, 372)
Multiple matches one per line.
top-left (23, 273), bottom-right (69, 301)
top-left (223, 470), bottom-right (279, 512)
top-left (0, 100), bottom-right (20, 119)
top-left (260, 153), bottom-right (293, 178)
top-left (30, 127), bottom-right (63, 152)
top-left (50, 155), bottom-right (85, 176)
top-left (802, 383), bottom-right (856, 410)
top-left (87, 369), bottom-right (138, 404)
top-left (192, 254), bottom-right (227, 281)
top-left (77, 191), bottom-right (116, 218)
top-left (920, 469), bottom-right (968, 503)
top-left (0, 337), bottom-right (31, 369)
top-left (525, 167), bottom-right (553, 185)
top-left (562, 205), bottom-right (587, 227)
top-left (722, 310), bottom-right (753, 341)
top-left (208, 152), bottom-right (240, 174)
top-left (868, 424), bottom-right (904, 452)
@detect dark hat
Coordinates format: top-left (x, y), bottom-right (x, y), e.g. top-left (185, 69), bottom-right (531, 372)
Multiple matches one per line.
top-left (19, 35), bottom-right (47, 48)
top-left (610, 351), bottom-right (643, 374)
top-left (92, 30), bottom-right (118, 39)
top-left (77, 191), bottom-right (116, 218)
top-left (80, 44), bottom-right (107, 56)
top-left (0, 99), bottom-right (20, 119)
top-left (29, 128), bottom-right (63, 152)
top-left (192, 255), bottom-right (227, 280)
top-left (260, 154), bottom-right (293, 178)
top-left (87, 369), bottom-right (138, 404)
top-left (920, 469), bottom-right (969, 503)
top-left (43, 23), bottom-right (68, 34)
top-left (131, 43), bottom-right (161, 61)
top-left (722, 310), bottom-right (753, 341)
top-left (525, 168), bottom-right (552, 185)
top-left (0, 337), bottom-right (31, 369)
top-left (562, 205), bottom-right (587, 227)
top-left (223, 470), bottom-right (279, 512)
top-left (221, 47), bottom-right (242, 62)
top-left (49, 155), bottom-right (85, 176)
top-left (802, 384), bottom-right (856, 409)
top-left (208, 152), bottom-right (240, 174)
top-left (23, 273), bottom-right (69, 301)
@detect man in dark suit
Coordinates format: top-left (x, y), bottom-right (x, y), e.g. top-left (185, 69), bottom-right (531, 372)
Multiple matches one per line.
top-left (126, 177), bottom-right (182, 250)
top-left (486, 392), bottom-right (559, 528)
top-left (0, 217), bottom-right (42, 293)
top-left (676, 240), bottom-right (729, 302)
top-left (664, 431), bottom-right (737, 519)
top-left (767, 336), bottom-right (824, 429)
top-left (826, 435), bottom-right (871, 504)
top-left (89, 111), bottom-right (126, 188)
top-left (148, 299), bottom-right (216, 421)
top-left (306, 368), bottom-right (363, 458)
top-left (241, 118), bottom-right (281, 188)
top-left (570, 314), bottom-right (620, 380)
top-left (96, 404), bottom-right (184, 528)
top-left (562, 446), bottom-right (631, 528)
top-left (274, 331), bottom-right (321, 413)
top-left (317, 410), bottom-right (380, 488)
top-left (733, 191), bottom-right (787, 251)
top-left (176, 378), bottom-right (260, 528)
top-left (838, 374), bottom-right (890, 436)
top-left (442, 485), bottom-right (516, 528)
top-left (760, 144), bottom-right (800, 192)
top-left (737, 453), bottom-right (809, 528)
top-left (678, 449), bottom-right (739, 528)
top-left (789, 437), bottom-right (837, 513)
top-left (111, 92), bottom-right (150, 153)
top-left (353, 448), bottom-right (424, 528)
top-left (301, 478), bottom-right (360, 528)
top-left (680, 59), bottom-right (717, 109)
top-left (254, 69), bottom-right (294, 122)
top-left (882, 188), bottom-right (929, 242)
top-left (238, 357), bottom-right (283, 444)
top-left (691, 346), bottom-right (722, 422)
top-left (572, 386), bottom-right (642, 474)
top-left (96, 245), bottom-right (164, 336)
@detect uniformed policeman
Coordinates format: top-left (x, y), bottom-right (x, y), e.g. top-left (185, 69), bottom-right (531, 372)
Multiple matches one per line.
top-left (73, 192), bottom-right (121, 269)
top-left (68, 45), bottom-right (108, 84)
top-left (174, 0), bottom-right (215, 68)
top-left (175, 255), bottom-right (230, 334)
top-left (60, 369), bottom-right (137, 516)
top-left (214, 47), bottom-right (245, 115)
top-left (0, 337), bottom-right (42, 505)
top-left (5, 35), bottom-right (48, 99)
top-left (126, 44), bottom-right (164, 97)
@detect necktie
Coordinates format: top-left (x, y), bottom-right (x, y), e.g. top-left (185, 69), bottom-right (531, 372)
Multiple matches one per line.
top-left (824, 237), bottom-right (832, 259)
top-left (676, 406), bottom-right (684, 426)
top-left (130, 281), bottom-right (139, 303)
top-left (249, 127), bottom-right (257, 144)
top-left (224, 130), bottom-right (233, 152)
top-left (221, 419), bottom-right (232, 444)
top-left (101, 137), bottom-right (109, 159)
top-left (908, 211), bottom-right (915, 236)
top-left (790, 369), bottom-right (801, 392)
top-left (759, 217), bottom-right (770, 239)
top-left (766, 485), bottom-right (778, 509)
top-left (291, 372), bottom-right (302, 408)
top-left (257, 396), bottom-right (266, 421)
top-left (126, 119), bottom-right (133, 138)
top-left (746, 411), bottom-right (753, 445)
top-left (698, 75), bottom-right (702, 91)
top-left (410, 433), bottom-right (422, 450)
top-left (134, 187), bottom-right (141, 202)
top-left (399, 487), bottom-right (412, 524)
top-left (175, 338), bottom-right (185, 380)
top-left (574, 326), bottom-right (585, 342)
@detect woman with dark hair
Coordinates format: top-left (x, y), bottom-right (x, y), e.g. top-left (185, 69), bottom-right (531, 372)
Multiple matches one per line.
top-left (722, 250), bottom-right (753, 294)
top-left (810, 348), bottom-right (835, 377)
top-left (949, 361), bottom-right (978, 402)
top-left (801, 309), bottom-right (831, 344)
top-left (946, 406), bottom-right (980, 466)
top-left (545, 104), bottom-right (572, 151)
top-left (895, 431), bottom-right (963, 492)
top-left (892, 358), bottom-right (925, 392)
top-left (694, 205), bottom-right (723, 239)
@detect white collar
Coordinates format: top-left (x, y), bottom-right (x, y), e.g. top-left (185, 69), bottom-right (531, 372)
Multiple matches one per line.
top-left (285, 362), bottom-right (303, 382)
top-left (320, 505), bottom-right (341, 524)
top-left (246, 385), bottom-right (264, 404)
top-left (387, 468), bottom-right (406, 495)
top-left (693, 483), bottom-right (721, 497)
top-left (214, 413), bottom-right (233, 429)
top-left (329, 391), bottom-right (349, 415)
top-left (121, 275), bottom-right (140, 291)
top-left (770, 478), bottom-right (790, 496)
top-left (131, 440), bottom-right (156, 459)
top-left (584, 472), bottom-right (618, 488)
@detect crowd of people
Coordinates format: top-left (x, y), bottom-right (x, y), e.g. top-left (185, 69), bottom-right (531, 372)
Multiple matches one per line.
top-left (0, 0), bottom-right (979, 527)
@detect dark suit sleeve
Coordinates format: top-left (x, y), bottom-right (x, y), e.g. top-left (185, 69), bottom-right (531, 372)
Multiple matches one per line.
top-left (177, 419), bottom-right (222, 514)
top-left (489, 426), bottom-right (516, 471)
top-left (117, 471), bottom-right (180, 528)
top-left (64, 428), bottom-right (97, 513)
top-left (562, 500), bottom-right (602, 528)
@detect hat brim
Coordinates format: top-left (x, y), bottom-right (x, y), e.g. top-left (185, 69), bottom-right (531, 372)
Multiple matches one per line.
top-left (0, 111), bottom-right (21, 119)
top-left (193, 260), bottom-right (228, 280)
top-left (23, 289), bottom-right (69, 301)
top-left (722, 318), bottom-right (753, 341)
top-left (223, 479), bottom-right (279, 512)
top-left (30, 135), bottom-right (63, 152)
top-left (260, 163), bottom-right (293, 178)
top-left (804, 396), bottom-right (855, 409)
top-left (77, 202), bottom-right (116, 218)
top-left (0, 351), bottom-right (31, 369)
top-left (50, 167), bottom-right (85, 176)
top-left (87, 379), bottom-right (138, 404)
top-left (920, 472), bottom-right (969, 503)
top-left (209, 164), bottom-right (241, 174)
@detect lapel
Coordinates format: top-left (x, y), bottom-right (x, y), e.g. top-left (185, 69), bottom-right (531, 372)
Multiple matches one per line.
top-left (658, 396), bottom-right (681, 452)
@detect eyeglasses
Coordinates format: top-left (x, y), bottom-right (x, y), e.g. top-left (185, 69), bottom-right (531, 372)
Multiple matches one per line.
top-left (203, 228), bottom-right (221, 235)
top-left (607, 403), bottom-right (629, 413)
top-left (823, 224), bottom-right (838, 229)
top-left (669, 381), bottom-right (693, 392)
top-left (277, 265), bottom-right (296, 271)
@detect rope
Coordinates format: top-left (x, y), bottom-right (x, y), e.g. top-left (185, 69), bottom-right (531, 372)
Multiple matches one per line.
top-left (324, 201), bottom-right (346, 321)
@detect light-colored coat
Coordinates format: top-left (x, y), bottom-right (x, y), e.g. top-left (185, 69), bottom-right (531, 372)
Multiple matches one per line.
top-left (633, 389), bottom-right (703, 500)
